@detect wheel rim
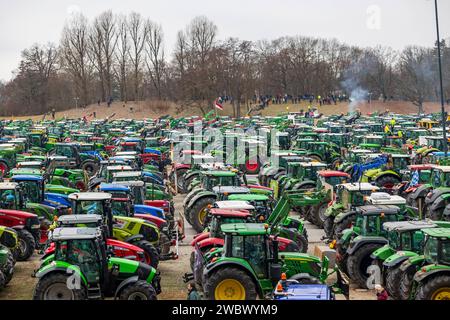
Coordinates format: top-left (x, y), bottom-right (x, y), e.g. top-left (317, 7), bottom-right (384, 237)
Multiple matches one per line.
top-left (44, 283), bottom-right (75, 300)
top-left (214, 279), bottom-right (246, 300)
top-left (432, 288), bottom-right (450, 300)
top-left (18, 238), bottom-right (27, 256)
top-left (198, 207), bottom-right (208, 226)
top-left (128, 292), bottom-right (149, 300)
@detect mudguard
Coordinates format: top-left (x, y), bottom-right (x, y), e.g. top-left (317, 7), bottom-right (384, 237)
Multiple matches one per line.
top-left (370, 245), bottom-right (395, 261)
top-left (175, 163), bottom-right (191, 171)
top-left (186, 191), bottom-right (217, 211)
top-left (183, 171), bottom-right (200, 184)
top-left (383, 251), bottom-right (418, 268)
top-left (35, 265), bottom-right (87, 287)
top-left (293, 180), bottom-right (316, 190)
top-left (124, 234), bottom-right (145, 243)
top-left (414, 267), bottom-right (450, 283)
top-left (44, 193), bottom-right (71, 207)
top-left (428, 195), bottom-right (448, 213)
top-left (325, 204), bottom-right (345, 218)
top-left (191, 232), bottom-right (211, 246)
top-left (114, 275), bottom-right (139, 299)
top-left (409, 184), bottom-right (431, 201)
top-left (134, 214), bottom-right (166, 229)
top-left (335, 210), bottom-right (357, 224)
top-left (374, 170), bottom-right (400, 181)
top-left (425, 188), bottom-right (450, 206)
top-left (346, 236), bottom-right (388, 255)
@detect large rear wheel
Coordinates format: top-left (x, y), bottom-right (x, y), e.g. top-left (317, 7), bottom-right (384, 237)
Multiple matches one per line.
top-left (385, 265), bottom-right (403, 300)
top-left (189, 197), bottom-right (215, 233)
top-left (16, 229), bottom-right (36, 261)
top-left (347, 243), bottom-right (383, 289)
top-left (415, 275), bottom-right (450, 300)
top-left (135, 240), bottom-right (159, 268)
top-left (204, 267), bottom-right (257, 300)
top-left (33, 273), bottom-right (86, 300)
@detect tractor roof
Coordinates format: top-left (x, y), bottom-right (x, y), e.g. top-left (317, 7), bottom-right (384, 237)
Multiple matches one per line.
top-left (112, 171), bottom-right (142, 178)
top-left (99, 184), bottom-right (130, 192)
top-left (356, 205), bottom-right (401, 215)
top-left (220, 223), bottom-right (268, 235)
top-left (115, 151), bottom-right (139, 156)
top-left (50, 227), bottom-right (101, 241)
top-left (212, 186), bottom-right (249, 195)
top-left (368, 193), bottom-right (406, 205)
top-left (114, 181), bottom-right (145, 187)
top-left (68, 192), bottom-right (112, 201)
top-left (408, 164), bottom-right (434, 171)
top-left (0, 182), bottom-right (18, 190)
top-left (203, 171), bottom-right (236, 177)
top-left (318, 171), bottom-right (350, 178)
top-left (210, 208), bottom-right (252, 218)
top-left (57, 214), bottom-right (102, 225)
top-left (17, 161), bottom-right (43, 167)
top-left (11, 175), bottom-right (43, 181)
top-left (422, 228), bottom-right (450, 239)
top-left (434, 166), bottom-right (450, 173)
top-left (299, 162), bottom-right (327, 167)
top-left (215, 201), bottom-right (255, 210)
top-left (106, 165), bottom-right (133, 171)
top-left (382, 220), bottom-right (437, 232)
top-left (340, 183), bottom-right (379, 191)
top-left (228, 194), bottom-right (269, 201)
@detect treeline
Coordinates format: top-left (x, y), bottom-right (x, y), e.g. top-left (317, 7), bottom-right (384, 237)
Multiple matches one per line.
top-left (0, 11), bottom-right (449, 117)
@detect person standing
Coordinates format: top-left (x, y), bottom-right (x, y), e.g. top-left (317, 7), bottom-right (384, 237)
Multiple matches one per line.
top-left (375, 284), bottom-right (389, 300)
top-left (187, 282), bottom-right (201, 300)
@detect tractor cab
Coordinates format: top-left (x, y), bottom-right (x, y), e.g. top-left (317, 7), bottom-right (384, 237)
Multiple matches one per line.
top-left (11, 175), bottom-right (45, 204)
top-left (336, 183), bottom-right (380, 210)
top-left (352, 205), bottom-right (404, 237)
top-left (212, 186), bottom-right (250, 201)
top-left (0, 182), bottom-right (23, 210)
top-left (382, 220), bottom-right (437, 252)
top-left (227, 194), bottom-right (273, 220)
top-left (69, 192), bottom-right (112, 218)
top-left (200, 171), bottom-right (240, 191)
top-left (430, 166), bottom-right (450, 188)
top-left (103, 165), bottom-right (134, 182)
top-left (207, 209), bottom-right (253, 238)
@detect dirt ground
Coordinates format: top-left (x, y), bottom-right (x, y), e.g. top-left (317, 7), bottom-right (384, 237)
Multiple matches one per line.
top-left (2, 100), bottom-right (447, 121)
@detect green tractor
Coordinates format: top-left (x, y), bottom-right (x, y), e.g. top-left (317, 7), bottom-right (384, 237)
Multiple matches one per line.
top-left (360, 154), bottom-right (411, 189)
top-left (323, 183), bottom-right (380, 239)
top-left (0, 245), bottom-right (15, 289)
top-left (409, 228), bottom-right (450, 300)
top-left (0, 143), bottom-right (18, 177)
top-left (33, 227), bottom-right (160, 300)
top-left (370, 220), bottom-right (449, 299)
top-left (68, 192), bottom-right (160, 268)
top-left (201, 223), bottom-right (348, 300)
top-left (333, 205), bottom-right (407, 288)
top-left (50, 143), bottom-right (99, 176)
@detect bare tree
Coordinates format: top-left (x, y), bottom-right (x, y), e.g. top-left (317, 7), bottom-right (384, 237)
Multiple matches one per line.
top-left (60, 13), bottom-right (91, 107)
top-left (114, 14), bottom-right (129, 102)
top-left (145, 20), bottom-right (165, 99)
top-left (128, 12), bottom-right (147, 101)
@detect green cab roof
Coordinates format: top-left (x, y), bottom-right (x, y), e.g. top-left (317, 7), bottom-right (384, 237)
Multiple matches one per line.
top-left (228, 194), bottom-right (269, 201)
top-left (422, 228), bottom-right (450, 239)
top-left (220, 223), bottom-right (268, 235)
top-left (203, 171), bottom-right (236, 177)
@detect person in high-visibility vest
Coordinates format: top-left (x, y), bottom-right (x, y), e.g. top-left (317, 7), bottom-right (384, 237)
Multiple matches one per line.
top-left (398, 130), bottom-right (403, 138)
top-left (384, 125), bottom-right (391, 134)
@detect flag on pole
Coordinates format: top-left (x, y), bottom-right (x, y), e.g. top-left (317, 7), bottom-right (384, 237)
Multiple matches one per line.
top-left (214, 98), bottom-right (223, 110)
top-left (409, 170), bottom-right (420, 187)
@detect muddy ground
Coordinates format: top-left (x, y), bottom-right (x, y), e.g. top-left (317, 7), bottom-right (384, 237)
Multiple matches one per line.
top-left (0, 193), bottom-right (375, 300)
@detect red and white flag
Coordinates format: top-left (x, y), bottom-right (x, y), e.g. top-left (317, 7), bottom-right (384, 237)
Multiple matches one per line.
top-left (214, 98), bottom-right (223, 110)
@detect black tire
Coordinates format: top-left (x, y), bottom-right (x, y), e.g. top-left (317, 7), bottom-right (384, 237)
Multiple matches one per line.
top-left (336, 247), bottom-right (349, 276)
top-left (323, 216), bottom-right (335, 239)
top-left (175, 169), bottom-right (188, 193)
top-left (415, 275), bottom-right (450, 300)
top-left (429, 209), bottom-right (443, 221)
top-left (334, 215), bottom-right (355, 239)
top-left (16, 229), bottom-right (36, 261)
top-left (332, 158), bottom-right (342, 170)
top-left (189, 197), bottom-right (215, 233)
top-left (312, 203), bottom-right (328, 228)
top-left (1, 250), bottom-right (15, 285)
top-left (33, 273), bottom-right (87, 300)
top-left (183, 175), bottom-right (197, 192)
top-left (0, 271), bottom-right (5, 289)
top-left (204, 267), bottom-right (257, 300)
top-left (385, 265), bottom-right (403, 300)
top-left (158, 232), bottom-right (171, 257)
top-left (289, 274), bottom-right (320, 284)
top-left (399, 264), bottom-right (417, 300)
top-left (295, 233), bottom-right (308, 253)
top-left (82, 161), bottom-right (98, 177)
top-left (375, 175), bottom-right (401, 189)
top-left (347, 243), bottom-right (384, 289)
top-left (190, 251), bottom-right (195, 271)
top-left (119, 280), bottom-right (157, 300)
top-left (135, 240), bottom-right (159, 268)
top-left (309, 155), bottom-right (322, 162)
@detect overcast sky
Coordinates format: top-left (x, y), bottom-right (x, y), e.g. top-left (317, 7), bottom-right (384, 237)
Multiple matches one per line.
top-left (0, 0), bottom-right (449, 81)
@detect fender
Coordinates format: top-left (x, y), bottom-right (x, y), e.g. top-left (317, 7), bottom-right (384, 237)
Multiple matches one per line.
top-left (335, 210), bottom-right (357, 224)
top-left (204, 261), bottom-right (262, 297)
top-left (186, 191), bottom-right (217, 211)
top-left (134, 214), bottom-right (166, 229)
top-left (383, 251), bottom-right (418, 268)
top-left (324, 203), bottom-right (345, 218)
top-left (114, 275), bottom-right (139, 300)
top-left (123, 234), bottom-right (145, 244)
top-left (293, 180), bottom-right (316, 190)
top-left (183, 188), bottom-right (203, 207)
top-left (44, 193), bottom-right (71, 207)
top-left (346, 237), bottom-right (388, 256)
top-left (191, 232), bottom-right (211, 246)
top-left (425, 188), bottom-right (450, 206)
top-left (370, 245), bottom-right (395, 261)
top-left (197, 237), bottom-right (224, 250)
top-left (35, 266), bottom-right (88, 286)
top-left (409, 184), bottom-right (432, 201)
top-left (183, 171), bottom-right (201, 183)
top-left (414, 268), bottom-right (450, 283)
top-left (175, 163), bottom-right (190, 171)
top-left (428, 195), bottom-right (448, 213)
top-left (374, 170), bottom-right (400, 181)
top-left (11, 225), bottom-right (25, 231)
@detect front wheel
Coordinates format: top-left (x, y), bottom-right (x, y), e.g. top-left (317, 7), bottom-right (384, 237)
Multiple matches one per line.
top-left (33, 273), bottom-right (86, 300)
top-left (312, 203), bottom-right (328, 228)
top-left (204, 267), bottom-right (257, 300)
top-left (415, 275), bottom-right (450, 300)
top-left (16, 229), bottom-right (36, 261)
top-left (323, 216), bottom-right (335, 239)
top-left (119, 280), bottom-right (157, 300)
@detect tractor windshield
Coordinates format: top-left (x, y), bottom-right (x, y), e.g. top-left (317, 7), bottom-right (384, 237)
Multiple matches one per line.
top-left (56, 239), bottom-right (100, 283)
top-left (130, 186), bottom-right (144, 204)
top-left (387, 231), bottom-right (400, 250)
top-left (432, 170), bottom-right (450, 188)
top-left (19, 181), bottom-right (42, 203)
top-left (393, 157), bottom-right (410, 169)
top-left (230, 235), bottom-right (267, 278)
top-left (362, 214), bottom-right (398, 236)
top-left (0, 189), bottom-right (19, 209)
top-left (56, 145), bottom-right (75, 158)
top-left (401, 231), bottom-right (426, 252)
top-left (325, 176), bottom-right (348, 187)
top-left (424, 237), bottom-right (440, 265)
top-left (74, 200), bottom-right (105, 216)
top-left (111, 201), bottom-right (129, 216)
